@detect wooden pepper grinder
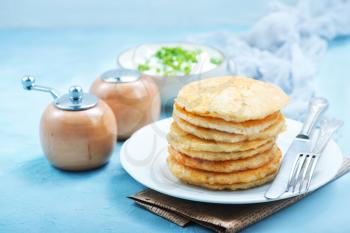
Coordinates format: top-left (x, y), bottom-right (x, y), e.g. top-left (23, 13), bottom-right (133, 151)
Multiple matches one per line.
top-left (21, 76), bottom-right (117, 171)
top-left (91, 69), bottom-right (161, 139)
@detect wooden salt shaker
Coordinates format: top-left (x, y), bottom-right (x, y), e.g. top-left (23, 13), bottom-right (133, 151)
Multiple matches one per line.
top-left (91, 69), bottom-right (161, 139)
top-left (21, 76), bottom-right (117, 171)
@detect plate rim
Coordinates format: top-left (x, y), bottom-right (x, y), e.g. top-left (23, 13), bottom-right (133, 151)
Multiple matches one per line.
top-left (120, 117), bottom-right (343, 204)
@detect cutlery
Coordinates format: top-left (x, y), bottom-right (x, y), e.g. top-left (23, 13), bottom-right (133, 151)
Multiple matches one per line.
top-left (287, 118), bottom-right (343, 194)
top-left (265, 98), bottom-right (328, 199)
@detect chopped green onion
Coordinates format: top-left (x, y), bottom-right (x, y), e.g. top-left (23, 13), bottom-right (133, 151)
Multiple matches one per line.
top-left (184, 66), bottom-right (191, 75)
top-left (210, 57), bottom-right (222, 65)
top-left (137, 47), bottom-right (203, 76)
top-left (137, 64), bottom-right (150, 72)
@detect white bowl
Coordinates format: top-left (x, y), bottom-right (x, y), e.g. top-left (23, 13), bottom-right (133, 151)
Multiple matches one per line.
top-left (117, 42), bottom-right (229, 105)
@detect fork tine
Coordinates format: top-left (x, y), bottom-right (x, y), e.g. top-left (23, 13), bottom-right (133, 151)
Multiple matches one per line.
top-left (298, 154), bottom-right (312, 194)
top-left (286, 153), bottom-right (302, 192)
top-left (292, 154), bottom-right (308, 193)
top-left (287, 154), bottom-right (305, 192)
top-left (287, 154), bottom-right (302, 192)
top-left (305, 155), bottom-right (319, 192)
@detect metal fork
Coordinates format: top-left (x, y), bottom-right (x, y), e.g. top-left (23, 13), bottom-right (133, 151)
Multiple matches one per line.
top-left (287, 118), bottom-right (343, 195)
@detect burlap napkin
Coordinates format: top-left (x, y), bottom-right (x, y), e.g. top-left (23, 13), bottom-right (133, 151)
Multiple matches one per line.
top-left (129, 157), bottom-right (350, 233)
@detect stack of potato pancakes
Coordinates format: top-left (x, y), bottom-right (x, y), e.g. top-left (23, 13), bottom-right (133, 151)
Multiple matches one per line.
top-left (167, 76), bottom-right (289, 190)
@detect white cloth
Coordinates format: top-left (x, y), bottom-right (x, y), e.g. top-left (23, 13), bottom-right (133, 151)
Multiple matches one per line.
top-left (189, 0), bottom-right (350, 119)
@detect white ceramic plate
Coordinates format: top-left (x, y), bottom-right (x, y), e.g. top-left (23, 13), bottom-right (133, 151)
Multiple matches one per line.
top-left (120, 118), bottom-right (343, 204)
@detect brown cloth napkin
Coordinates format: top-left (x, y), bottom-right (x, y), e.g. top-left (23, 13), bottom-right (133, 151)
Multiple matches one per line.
top-left (129, 157), bottom-right (350, 233)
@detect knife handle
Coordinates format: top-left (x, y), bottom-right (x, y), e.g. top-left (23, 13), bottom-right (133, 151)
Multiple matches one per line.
top-left (298, 98), bottom-right (328, 138)
top-left (313, 118), bottom-right (343, 154)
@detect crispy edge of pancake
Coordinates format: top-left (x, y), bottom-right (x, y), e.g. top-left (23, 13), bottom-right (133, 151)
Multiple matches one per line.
top-left (171, 140), bottom-right (275, 161)
top-left (181, 173), bottom-right (277, 191)
top-left (173, 113), bottom-right (286, 143)
top-left (167, 148), bottom-right (281, 185)
top-left (173, 103), bottom-right (281, 135)
top-left (169, 145), bottom-right (278, 173)
top-left (167, 122), bottom-right (275, 153)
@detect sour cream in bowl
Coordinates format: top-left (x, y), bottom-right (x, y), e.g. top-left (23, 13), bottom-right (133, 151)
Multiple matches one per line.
top-left (117, 42), bottom-right (227, 105)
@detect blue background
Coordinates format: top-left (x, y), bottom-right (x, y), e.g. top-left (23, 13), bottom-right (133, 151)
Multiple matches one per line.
top-left (0, 1), bottom-right (350, 232)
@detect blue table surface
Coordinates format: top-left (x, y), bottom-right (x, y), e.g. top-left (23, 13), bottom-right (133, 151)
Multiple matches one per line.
top-left (0, 26), bottom-right (350, 233)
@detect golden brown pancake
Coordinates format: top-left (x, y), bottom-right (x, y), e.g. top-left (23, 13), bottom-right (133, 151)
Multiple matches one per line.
top-left (167, 148), bottom-right (281, 185)
top-left (175, 76), bottom-right (289, 122)
top-left (169, 145), bottom-right (278, 173)
top-left (173, 103), bottom-right (281, 135)
top-left (167, 122), bottom-right (274, 153)
top-left (166, 75), bottom-right (288, 191)
top-left (171, 140), bottom-right (275, 161)
top-left (173, 113), bottom-right (286, 143)
top-left (182, 173), bottom-right (277, 191)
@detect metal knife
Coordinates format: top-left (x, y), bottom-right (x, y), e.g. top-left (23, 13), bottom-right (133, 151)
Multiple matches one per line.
top-left (264, 97), bottom-right (329, 199)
